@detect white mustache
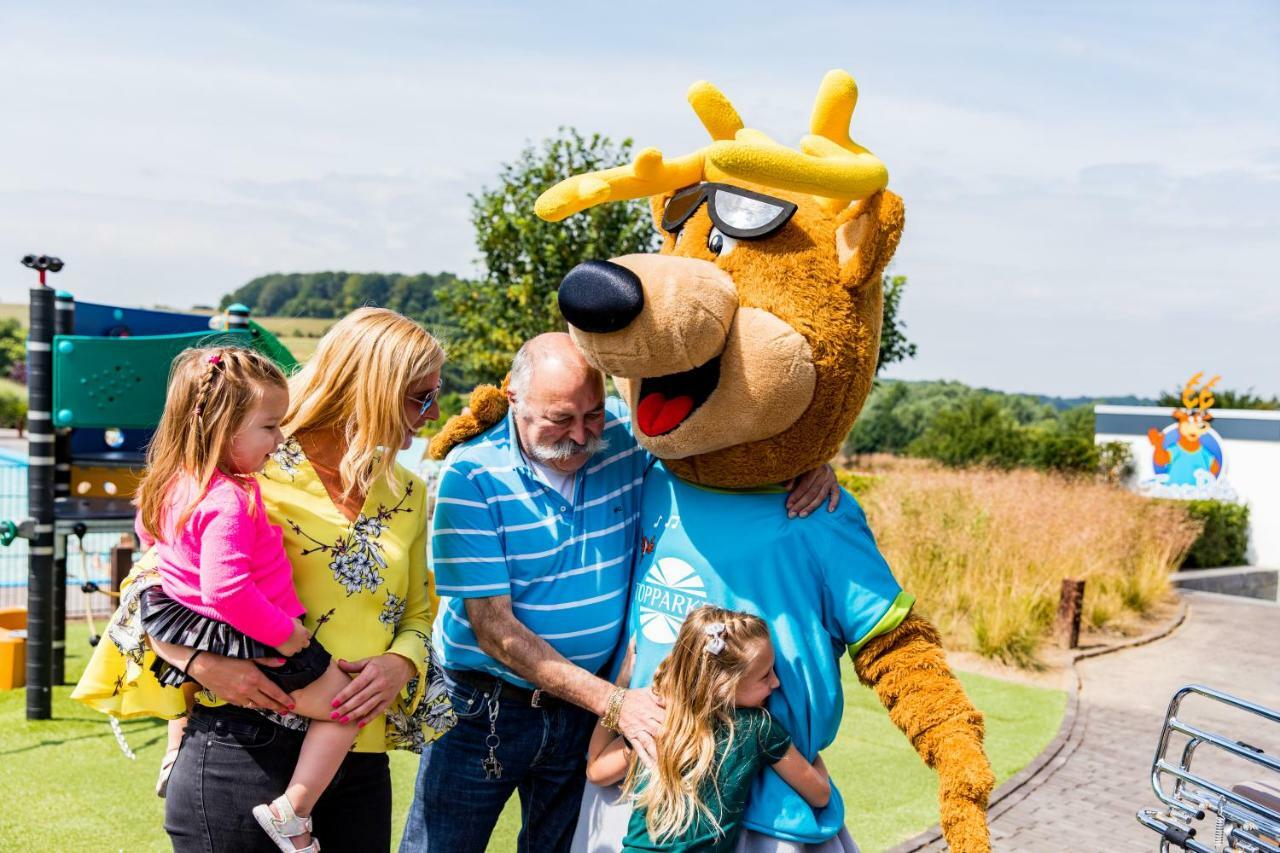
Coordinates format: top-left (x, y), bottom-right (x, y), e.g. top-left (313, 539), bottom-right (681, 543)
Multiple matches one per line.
top-left (528, 433), bottom-right (610, 464)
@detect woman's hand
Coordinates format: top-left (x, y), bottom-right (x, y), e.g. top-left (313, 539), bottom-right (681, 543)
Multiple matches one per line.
top-left (332, 653), bottom-right (416, 726)
top-left (784, 463), bottom-right (842, 518)
top-left (186, 653), bottom-right (294, 715)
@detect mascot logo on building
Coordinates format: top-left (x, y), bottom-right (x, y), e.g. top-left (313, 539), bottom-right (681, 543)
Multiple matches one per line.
top-left (1142, 372), bottom-right (1236, 500)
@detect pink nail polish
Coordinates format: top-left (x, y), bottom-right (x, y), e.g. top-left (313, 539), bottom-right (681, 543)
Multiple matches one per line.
top-left (341, 715), bottom-right (350, 723)
top-left (331, 699), bottom-right (340, 708)
top-left (330, 711), bottom-right (340, 720)
top-left (288, 704), bottom-right (296, 711)
top-left (358, 720), bottom-right (367, 728)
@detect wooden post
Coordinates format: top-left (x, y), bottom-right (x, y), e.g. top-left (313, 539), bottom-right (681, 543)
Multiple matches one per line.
top-left (1055, 578), bottom-right (1086, 649)
top-left (110, 540), bottom-right (134, 594)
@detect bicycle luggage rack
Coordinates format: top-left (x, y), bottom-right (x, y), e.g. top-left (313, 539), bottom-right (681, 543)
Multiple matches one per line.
top-left (1138, 684), bottom-right (1280, 852)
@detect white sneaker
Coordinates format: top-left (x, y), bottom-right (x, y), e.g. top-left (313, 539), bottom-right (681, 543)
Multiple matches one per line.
top-left (252, 795), bottom-right (320, 853)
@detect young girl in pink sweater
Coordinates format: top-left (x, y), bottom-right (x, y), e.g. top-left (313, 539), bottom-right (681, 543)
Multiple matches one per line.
top-left (136, 346), bottom-right (354, 853)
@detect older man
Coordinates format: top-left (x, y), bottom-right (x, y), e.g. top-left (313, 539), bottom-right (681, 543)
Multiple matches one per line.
top-left (400, 333), bottom-right (835, 853)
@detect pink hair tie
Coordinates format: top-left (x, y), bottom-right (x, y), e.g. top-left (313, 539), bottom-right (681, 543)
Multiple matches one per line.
top-left (208, 354), bottom-right (222, 365)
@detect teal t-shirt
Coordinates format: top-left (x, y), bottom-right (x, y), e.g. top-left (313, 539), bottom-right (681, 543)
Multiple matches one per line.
top-left (627, 463), bottom-right (914, 843)
top-left (1166, 444), bottom-right (1215, 486)
top-left (623, 708), bottom-right (793, 852)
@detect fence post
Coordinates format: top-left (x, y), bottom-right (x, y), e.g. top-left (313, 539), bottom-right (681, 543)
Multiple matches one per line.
top-left (1055, 578), bottom-right (1086, 650)
top-left (26, 286), bottom-right (55, 719)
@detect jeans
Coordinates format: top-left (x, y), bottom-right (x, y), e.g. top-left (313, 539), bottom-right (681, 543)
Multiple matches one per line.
top-left (399, 670), bottom-right (597, 853)
top-left (164, 704), bottom-right (392, 852)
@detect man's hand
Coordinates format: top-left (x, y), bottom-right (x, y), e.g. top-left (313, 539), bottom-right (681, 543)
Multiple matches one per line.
top-left (333, 653), bottom-right (416, 727)
top-left (186, 653), bottom-right (293, 715)
top-left (617, 687), bottom-right (666, 765)
top-left (785, 463), bottom-right (842, 518)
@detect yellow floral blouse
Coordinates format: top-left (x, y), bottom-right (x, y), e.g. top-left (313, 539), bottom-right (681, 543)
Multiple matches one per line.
top-left (71, 437), bottom-right (456, 754)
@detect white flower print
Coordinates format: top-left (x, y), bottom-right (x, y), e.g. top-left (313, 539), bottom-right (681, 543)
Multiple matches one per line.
top-left (379, 592), bottom-right (407, 628)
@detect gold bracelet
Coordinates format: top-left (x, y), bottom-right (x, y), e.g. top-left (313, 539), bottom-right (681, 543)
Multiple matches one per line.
top-left (601, 686), bottom-right (626, 732)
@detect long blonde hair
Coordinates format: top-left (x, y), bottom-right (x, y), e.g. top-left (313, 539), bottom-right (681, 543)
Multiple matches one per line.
top-left (135, 345), bottom-right (288, 542)
top-left (625, 606), bottom-right (773, 843)
top-left (282, 307), bottom-right (445, 498)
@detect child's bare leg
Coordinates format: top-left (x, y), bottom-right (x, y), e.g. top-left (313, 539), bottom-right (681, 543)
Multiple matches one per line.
top-left (268, 664), bottom-right (359, 849)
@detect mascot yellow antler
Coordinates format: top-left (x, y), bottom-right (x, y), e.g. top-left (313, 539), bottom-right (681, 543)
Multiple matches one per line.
top-left (534, 70), bottom-right (889, 222)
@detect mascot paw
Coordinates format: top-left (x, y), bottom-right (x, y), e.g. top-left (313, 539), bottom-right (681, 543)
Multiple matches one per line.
top-left (428, 379), bottom-right (511, 460)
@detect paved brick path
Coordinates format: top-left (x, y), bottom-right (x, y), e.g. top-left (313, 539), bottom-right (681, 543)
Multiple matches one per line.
top-left (913, 591), bottom-right (1280, 852)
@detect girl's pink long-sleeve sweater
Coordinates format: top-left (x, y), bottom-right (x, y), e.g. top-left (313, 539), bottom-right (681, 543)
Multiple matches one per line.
top-left (140, 471), bottom-right (303, 648)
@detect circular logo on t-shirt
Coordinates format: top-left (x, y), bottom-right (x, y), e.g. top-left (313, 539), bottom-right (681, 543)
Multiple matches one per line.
top-left (636, 557), bottom-right (707, 644)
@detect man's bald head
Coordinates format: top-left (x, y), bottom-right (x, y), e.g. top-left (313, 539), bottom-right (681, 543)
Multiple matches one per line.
top-left (507, 333), bottom-right (609, 474)
top-left (508, 333), bottom-right (602, 400)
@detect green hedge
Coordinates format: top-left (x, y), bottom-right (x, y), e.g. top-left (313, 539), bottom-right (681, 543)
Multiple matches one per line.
top-left (1178, 500), bottom-right (1250, 569)
top-left (0, 389), bottom-right (25, 430)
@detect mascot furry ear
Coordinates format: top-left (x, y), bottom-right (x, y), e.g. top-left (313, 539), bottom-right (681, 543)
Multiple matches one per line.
top-left (437, 70), bottom-right (994, 852)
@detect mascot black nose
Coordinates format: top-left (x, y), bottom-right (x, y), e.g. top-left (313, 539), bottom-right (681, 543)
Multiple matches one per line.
top-left (557, 260), bottom-right (644, 334)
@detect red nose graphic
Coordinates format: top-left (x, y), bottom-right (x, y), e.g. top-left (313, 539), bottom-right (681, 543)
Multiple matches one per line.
top-left (636, 392), bottom-right (695, 436)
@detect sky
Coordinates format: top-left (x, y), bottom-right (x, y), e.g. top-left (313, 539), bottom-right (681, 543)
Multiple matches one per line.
top-left (1, 1), bottom-right (1277, 397)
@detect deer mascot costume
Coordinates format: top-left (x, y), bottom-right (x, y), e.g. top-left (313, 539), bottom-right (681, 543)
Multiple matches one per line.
top-left (433, 70), bottom-right (993, 852)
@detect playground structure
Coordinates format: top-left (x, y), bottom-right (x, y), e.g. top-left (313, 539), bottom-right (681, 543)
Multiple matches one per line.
top-left (4, 254), bottom-right (297, 719)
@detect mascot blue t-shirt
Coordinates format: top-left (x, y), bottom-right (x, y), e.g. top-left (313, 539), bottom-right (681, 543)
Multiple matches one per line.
top-left (627, 462), bottom-right (915, 843)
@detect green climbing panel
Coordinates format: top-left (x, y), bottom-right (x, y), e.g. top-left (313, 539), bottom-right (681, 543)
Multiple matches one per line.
top-left (50, 329), bottom-right (280, 429)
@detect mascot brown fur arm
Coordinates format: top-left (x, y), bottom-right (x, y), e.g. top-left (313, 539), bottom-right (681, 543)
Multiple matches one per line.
top-left (854, 615), bottom-right (995, 852)
top-left (428, 379), bottom-right (510, 460)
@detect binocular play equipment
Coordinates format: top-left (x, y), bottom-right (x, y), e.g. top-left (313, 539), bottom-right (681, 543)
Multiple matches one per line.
top-left (4, 254), bottom-right (297, 719)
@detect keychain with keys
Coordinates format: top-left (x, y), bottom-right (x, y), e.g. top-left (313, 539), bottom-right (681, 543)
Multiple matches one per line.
top-left (481, 693), bottom-right (503, 780)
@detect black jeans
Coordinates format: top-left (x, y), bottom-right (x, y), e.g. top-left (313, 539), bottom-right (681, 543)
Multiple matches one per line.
top-left (165, 704), bottom-right (391, 852)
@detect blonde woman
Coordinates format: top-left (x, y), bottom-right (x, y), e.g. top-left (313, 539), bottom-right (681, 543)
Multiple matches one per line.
top-left (80, 308), bottom-right (452, 852)
top-left (587, 607), bottom-right (830, 852)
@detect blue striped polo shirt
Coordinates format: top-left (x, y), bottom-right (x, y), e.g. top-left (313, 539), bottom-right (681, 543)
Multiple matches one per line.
top-left (431, 396), bottom-right (648, 688)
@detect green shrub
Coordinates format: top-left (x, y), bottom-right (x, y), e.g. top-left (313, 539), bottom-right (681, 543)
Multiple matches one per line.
top-left (0, 390), bottom-right (26, 429)
top-left (908, 396), bottom-right (1027, 468)
top-left (1178, 500), bottom-right (1250, 568)
top-left (1021, 428), bottom-right (1099, 474)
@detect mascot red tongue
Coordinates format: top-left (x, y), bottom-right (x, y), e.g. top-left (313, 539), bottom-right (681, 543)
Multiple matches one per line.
top-left (636, 392), bottom-right (694, 436)
top-left (433, 70), bottom-right (994, 852)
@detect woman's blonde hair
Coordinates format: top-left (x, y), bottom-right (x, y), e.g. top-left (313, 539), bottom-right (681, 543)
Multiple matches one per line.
top-left (283, 307), bottom-right (445, 498)
top-left (624, 606), bottom-right (772, 843)
top-left (135, 345), bottom-right (288, 541)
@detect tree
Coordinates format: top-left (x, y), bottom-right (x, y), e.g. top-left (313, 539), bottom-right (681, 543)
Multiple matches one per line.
top-left (437, 129), bottom-right (660, 383)
top-left (877, 274), bottom-right (916, 374)
top-left (0, 319), bottom-right (25, 377)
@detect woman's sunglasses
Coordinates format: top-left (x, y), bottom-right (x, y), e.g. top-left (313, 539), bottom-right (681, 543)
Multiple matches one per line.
top-left (408, 381), bottom-right (443, 418)
top-left (661, 182), bottom-right (798, 240)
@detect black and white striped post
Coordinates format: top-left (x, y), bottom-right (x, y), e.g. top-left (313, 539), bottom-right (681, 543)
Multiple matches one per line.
top-left (26, 285), bottom-right (56, 718)
top-left (50, 290), bottom-right (73, 683)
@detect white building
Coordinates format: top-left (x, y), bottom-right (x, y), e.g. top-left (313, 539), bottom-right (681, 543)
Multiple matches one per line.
top-left (1095, 405), bottom-right (1280, 567)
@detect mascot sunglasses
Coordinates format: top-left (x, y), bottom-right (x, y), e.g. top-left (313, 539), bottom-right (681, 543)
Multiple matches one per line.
top-left (662, 182), bottom-right (798, 240)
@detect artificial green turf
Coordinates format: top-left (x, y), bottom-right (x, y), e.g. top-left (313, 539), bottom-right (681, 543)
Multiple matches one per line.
top-left (0, 623), bottom-right (1064, 852)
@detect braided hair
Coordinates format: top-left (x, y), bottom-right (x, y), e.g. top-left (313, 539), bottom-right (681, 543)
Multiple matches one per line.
top-left (135, 345), bottom-right (288, 542)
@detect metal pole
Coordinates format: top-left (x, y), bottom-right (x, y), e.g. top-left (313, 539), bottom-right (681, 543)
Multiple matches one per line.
top-left (50, 290), bottom-right (73, 683)
top-left (26, 286), bottom-right (55, 718)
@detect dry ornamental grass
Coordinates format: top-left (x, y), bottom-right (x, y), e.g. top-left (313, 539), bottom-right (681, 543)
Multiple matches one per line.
top-left (852, 457), bottom-right (1200, 668)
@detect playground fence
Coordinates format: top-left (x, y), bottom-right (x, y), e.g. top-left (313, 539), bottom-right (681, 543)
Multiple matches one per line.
top-left (0, 452), bottom-right (125, 616)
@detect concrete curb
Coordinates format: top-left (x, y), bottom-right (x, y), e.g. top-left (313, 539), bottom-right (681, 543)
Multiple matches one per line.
top-left (885, 597), bottom-right (1190, 853)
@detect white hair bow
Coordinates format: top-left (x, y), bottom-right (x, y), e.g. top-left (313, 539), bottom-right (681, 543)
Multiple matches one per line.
top-left (704, 622), bottom-right (727, 655)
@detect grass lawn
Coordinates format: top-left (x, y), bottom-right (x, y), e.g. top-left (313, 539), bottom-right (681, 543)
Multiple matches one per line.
top-left (0, 623), bottom-right (1064, 852)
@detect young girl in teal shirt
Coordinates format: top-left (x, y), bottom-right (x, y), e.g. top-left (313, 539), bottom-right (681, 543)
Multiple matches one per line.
top-left (587, 606), bottom-right (832, 852)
